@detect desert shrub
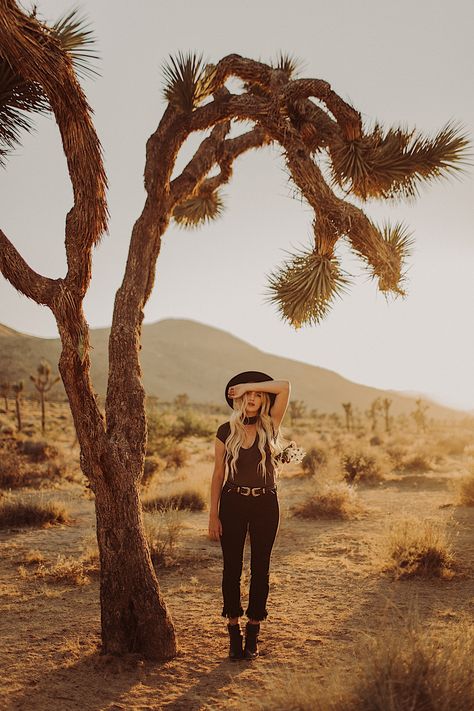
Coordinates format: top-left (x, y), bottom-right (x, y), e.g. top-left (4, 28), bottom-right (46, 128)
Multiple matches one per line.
top-left (436, 432), bottom-right (474, 457)
top-left (142, 455), bottom-right (167, 486)
top-left (301, 445), bottom-right (328, 476)
top-left (144, 508), bottom-right (183, 567)
top-left (398, 449), bottom-right (434, 473)
top-left (171, 411), bottom-right (215, 440)
top-left (164, 443), bottom-right (189, 469)
top-left (340, 446), bottom-right (389, 484)
top-left (458, 465), bottom-right (474, 505)
top-left (384, 517), bottom-right (455, 579)
top-left (143, 489), bottom-right (205, 512)
top-left (19, 553), bottom-right (96, 586)
top-left (251, 623), bottom-right (474, 711)
top-left (369, 435), bottom-right (383, 446)
top-left (385, 443), bottom-right (407, 468)
top-left (0, 499), bottom-right (69, 528)
top-left (18, 440), bottom-right (58, 462)
top-left (293, 482), bottom-right (361, 520)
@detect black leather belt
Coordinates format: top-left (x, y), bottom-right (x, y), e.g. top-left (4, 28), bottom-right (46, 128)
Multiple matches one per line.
top-left (223, 483), bottom-right (277, 497)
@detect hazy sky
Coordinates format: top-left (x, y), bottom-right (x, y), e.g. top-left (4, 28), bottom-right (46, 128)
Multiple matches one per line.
top-left (1, 0), bottom-right (473, 410)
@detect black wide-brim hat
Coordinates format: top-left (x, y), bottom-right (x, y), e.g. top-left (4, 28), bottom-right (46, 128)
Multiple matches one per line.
top-left (225, 370), bottom-right (276, 410)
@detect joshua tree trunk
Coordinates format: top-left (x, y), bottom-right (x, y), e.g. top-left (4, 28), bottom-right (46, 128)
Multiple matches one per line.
top-left (40, 391), bottom-right (45, 433)
top-left (94, 473), bottom-right (175, 657)
top-left (14, 394), bottom-right (21, 431)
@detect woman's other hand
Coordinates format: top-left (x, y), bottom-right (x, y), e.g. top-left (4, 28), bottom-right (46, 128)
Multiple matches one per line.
top-left (228, 383), bottom-right (247, 400)
top-left (208, 514), bottom-right (222, 541)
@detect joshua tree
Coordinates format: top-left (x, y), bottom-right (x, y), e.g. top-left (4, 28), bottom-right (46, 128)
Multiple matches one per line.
top-left (173, 393), bottom-right (190, 410)
top-left (342, 402), bottom-right (353, 431)
top-left (366, 397), bottom-right (382, 432)
top-left (30, 359), bottom-right (61, 433)
top-left (411, 398), bottom-right (429, 433)
top-left (0, 380), bottom-right (10, 411)
top-left (12, 380), bottom-right (23, 431)
top-left (0, 2), bottom-right (468, 660)
top-left (381, 397), bottom-right (392, 433)
top-left (289, 399), bottom-right (307, 423)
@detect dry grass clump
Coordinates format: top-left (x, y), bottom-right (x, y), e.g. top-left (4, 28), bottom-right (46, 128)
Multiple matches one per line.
top-left (251, 621), bottom-right (474, 711)
top-left (0, 437), bottom-right (73, 489)
top-left (397, 445), bottom-right (435, 472)
top-left (383, 517), bottom-right (455, 579)
top-left (144, 507), bottom-right (184, 567)
top-left (293, 482), bottom-right (361, 520)
top-left (340, 445), bottom-right (390, 484)
top-left (19, 552), bottom-right (97, 586)
top-left (435, 432), bottom-right (474, 457)
top-left (458, 463), bottom-right (474, 506)
top-left (142, 488), bottom-right (205, 512)
top-left (0, 498), bottom-right (69, 528)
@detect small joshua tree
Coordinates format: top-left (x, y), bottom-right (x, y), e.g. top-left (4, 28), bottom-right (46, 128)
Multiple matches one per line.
top-left (173, 393), bottom-right (190, 410)
top-left (342, 402), bottom-right (353, 431)
top-left (0, 1), bottom-right (468, 661)
top-left (289, 399), bottom-right (307, 423)
top-left (366, 397), bottom-right (382, 432)
top-left (12, 380), bottom-right (23, 431)
top-left (0, 380), bottom-right (10, 412)
top-left (30, 359), bottom-right (61, 433)
top-left (412, 398), bottom-right (429, 433)
top-left (382, 397), bottom-right (392, 433)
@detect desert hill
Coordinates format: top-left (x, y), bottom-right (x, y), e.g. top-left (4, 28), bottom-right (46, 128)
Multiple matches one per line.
top-left (0, 318), bottom-right (463, 418)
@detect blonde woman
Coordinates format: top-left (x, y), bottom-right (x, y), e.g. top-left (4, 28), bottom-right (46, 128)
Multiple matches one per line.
top-left (208, 371), bottom-right (291, 660)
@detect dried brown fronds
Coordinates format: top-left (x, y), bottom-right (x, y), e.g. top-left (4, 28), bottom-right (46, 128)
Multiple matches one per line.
top-left (330, 120), bottom-right (470, 200)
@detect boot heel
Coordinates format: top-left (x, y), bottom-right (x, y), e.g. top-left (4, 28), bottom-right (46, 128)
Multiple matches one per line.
top-left (227, 623), bottom-right (244, 660)
top-left (244, 622), bottom-right (260, 660)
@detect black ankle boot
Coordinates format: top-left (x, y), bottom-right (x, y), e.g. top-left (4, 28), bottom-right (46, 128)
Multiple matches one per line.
top-left (227, 623), bottom-right (244, 660)
top-left (244, 622), bottom-right (260, 660)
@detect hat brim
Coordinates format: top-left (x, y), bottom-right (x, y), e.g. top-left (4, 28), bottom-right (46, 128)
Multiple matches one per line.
top-left (225, 370), bottom-right (276, 410)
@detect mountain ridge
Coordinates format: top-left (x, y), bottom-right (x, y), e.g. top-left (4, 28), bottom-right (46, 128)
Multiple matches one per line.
top-left (0, 318), bottom-right (465, 418)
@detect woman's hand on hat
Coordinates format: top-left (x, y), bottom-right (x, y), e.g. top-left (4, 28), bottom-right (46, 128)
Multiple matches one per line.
top-left (228, 383), bottom-right (247, 400)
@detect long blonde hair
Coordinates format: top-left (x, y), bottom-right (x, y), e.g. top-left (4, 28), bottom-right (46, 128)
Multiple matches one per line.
top-left (225, 391), bottom-right (284, 483)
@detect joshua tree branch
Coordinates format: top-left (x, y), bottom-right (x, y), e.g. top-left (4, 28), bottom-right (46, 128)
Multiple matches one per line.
top-left (170, 126), bottom-right (270, 207)
top-left (0, 228), bottom-right (59, 304)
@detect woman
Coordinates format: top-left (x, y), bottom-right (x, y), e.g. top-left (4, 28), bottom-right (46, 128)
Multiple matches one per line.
top-left (208, 370), bottom-right (291, 661)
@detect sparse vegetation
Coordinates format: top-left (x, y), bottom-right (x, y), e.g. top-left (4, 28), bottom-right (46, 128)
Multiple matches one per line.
top-left (143, 489), bottom-right (206, 512)
top-left (383, 517), bottom-right (455, 579)
top-left (144, 508), bottom-right (184, 567)
top-left (293, 482), bottom-right (361, 520)
top-left (30, 360), bottom-right (61, 434)
top-left (0, 498), bottom-right (69, 528)
top-left (340, 445), bottom-right (389, 484)
top-left (301, 445), bottom-right (329, 476)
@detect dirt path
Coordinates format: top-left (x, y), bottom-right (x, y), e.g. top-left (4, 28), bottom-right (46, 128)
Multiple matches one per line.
top-left (2, 464), bottom-right (474, 711)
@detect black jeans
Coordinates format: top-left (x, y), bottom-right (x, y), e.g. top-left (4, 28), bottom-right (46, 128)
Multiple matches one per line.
top-left (218, 483), bottom-right (280, 621)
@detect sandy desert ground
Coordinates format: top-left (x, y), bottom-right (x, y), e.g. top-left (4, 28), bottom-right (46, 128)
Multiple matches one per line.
top-left (1, 400), bottom-right (474, 710)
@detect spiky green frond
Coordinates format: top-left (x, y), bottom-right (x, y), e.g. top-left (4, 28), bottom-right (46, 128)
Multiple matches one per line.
top-left (163, 53), bottom-right (216, 112)
top-left (271, 52), bottom-right (302, 79)
top-left (330, 121), bottom-right (470, 200)
top-left (173, 191), bottom-right (224, 228)
top-left (49, 8), bottom-right (100, 79)
top-left (265, 247), bottom-right (349, 328)
top-left (346, 219), bottom-right (412, 295)
top-left (0, 60), bottom-right (49, 166)
top-left (376, 222), bottom-right (413, 293)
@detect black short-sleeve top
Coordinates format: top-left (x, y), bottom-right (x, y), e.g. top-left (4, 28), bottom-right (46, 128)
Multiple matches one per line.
top-left (216, 421), bottom-right (276, 487)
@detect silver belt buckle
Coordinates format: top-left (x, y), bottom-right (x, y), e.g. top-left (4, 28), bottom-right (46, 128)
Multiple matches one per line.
top-left (239, 486), bottom-right (251, 496)
top-left (252, 487), bottom-right (263, 496)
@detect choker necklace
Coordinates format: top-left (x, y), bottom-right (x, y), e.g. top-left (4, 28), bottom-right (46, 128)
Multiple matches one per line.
top-left (243, 415), bottom-right (258, 425)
